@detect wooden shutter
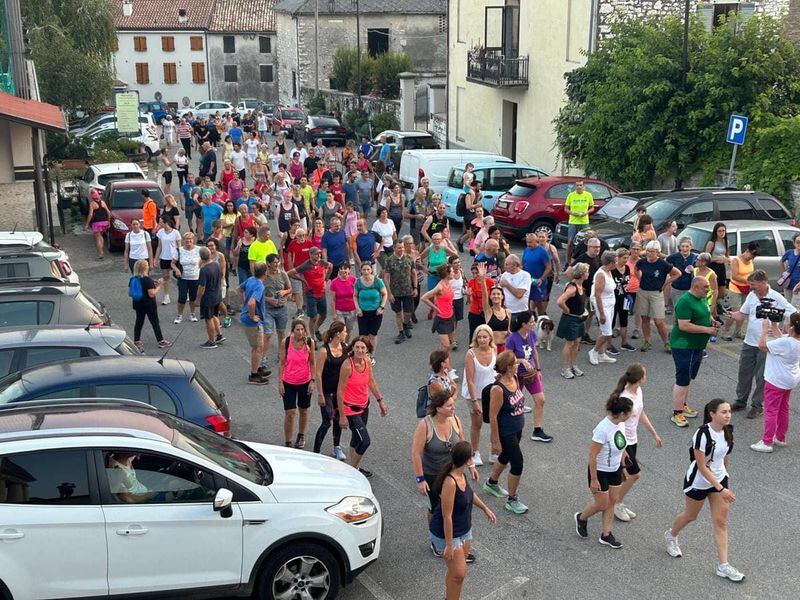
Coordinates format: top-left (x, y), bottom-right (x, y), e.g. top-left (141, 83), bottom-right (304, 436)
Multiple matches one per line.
top-left (161, 36), bottom-right (175, 51)
top-left (163, 63), bottom-right (177, 84)
top-left (135, 63), bottom-right (150, 84)
top-left (133, 36), bottom-right (147, 51)
top-left (192, 62), bottom-right (206, 84)
top-left (190, 36), bottom-right (204, 51)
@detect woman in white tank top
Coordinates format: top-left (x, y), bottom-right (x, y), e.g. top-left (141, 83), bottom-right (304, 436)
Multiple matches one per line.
top-left (589, 251), bottom-right (618, 365)
top-left (462, 324), bottom-right (497, 466)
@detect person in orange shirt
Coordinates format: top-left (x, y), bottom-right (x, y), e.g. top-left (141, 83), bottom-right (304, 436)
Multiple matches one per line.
top-left (142, 190), bottom-right (159, 252)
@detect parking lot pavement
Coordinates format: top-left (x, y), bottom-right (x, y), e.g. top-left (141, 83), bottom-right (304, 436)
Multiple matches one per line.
top-left (56, 176), bottom-right (800, 599)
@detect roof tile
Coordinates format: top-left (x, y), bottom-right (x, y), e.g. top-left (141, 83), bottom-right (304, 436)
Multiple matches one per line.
top-left (0, 90), bottom-right (66, 132)
top-left (208, 0), bottom-right (277, 32)
top-left (112, 0), bottom-right (215, 30)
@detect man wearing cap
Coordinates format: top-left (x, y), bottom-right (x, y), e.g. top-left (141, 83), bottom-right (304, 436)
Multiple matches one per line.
top-left (288, 247), bottom-right (332, 341)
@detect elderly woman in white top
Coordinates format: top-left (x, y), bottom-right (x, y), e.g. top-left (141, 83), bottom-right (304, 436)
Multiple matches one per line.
top-left (589, 251), bottom-right (618, 366)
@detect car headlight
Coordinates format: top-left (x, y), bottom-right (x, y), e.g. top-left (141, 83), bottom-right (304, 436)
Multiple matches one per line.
top-left (113, 219), bottom-right (128, 231)
top-left (326, 496), bottom-right (377, 524)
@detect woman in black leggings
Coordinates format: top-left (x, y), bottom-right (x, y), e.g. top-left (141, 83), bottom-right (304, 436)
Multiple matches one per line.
top-left (314, 321), bottom-right (349, 460)
top-left (131, 260), bottom-right (170, 352)
top-left (482, 350), bottom-right (528, 515)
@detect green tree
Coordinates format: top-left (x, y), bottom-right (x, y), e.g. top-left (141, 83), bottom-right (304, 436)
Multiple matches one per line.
top-left (22, 0), bottom-right (116, 111)
top-left (372, 52), bottom-right (413, 99)
top-left (554, 14), bottom-right (800, 190)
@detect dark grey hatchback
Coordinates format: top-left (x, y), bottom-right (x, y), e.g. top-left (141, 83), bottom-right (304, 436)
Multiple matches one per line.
top-left (0, 282), bottom-right (111, 328)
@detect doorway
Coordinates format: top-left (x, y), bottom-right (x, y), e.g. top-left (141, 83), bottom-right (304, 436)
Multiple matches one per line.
top-left (501, 100), bottom-right (517, 161)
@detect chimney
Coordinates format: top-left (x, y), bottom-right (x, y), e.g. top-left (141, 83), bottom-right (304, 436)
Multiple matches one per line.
top-left (178, 8), bottom-right (188, 24)
top-left (122, 0), bottom-right (133, 17)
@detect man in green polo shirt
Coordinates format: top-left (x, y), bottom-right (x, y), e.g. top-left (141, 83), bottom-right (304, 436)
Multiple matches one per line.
top-left (668, 276), bottom-right (718, 428)
top-left (565, 180), bottom-right (594, 265)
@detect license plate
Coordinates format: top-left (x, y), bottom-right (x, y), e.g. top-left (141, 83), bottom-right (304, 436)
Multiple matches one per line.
top-left (324, 129), bottom-right (335, 134)
top-left (497, 201), bottom-right (509, 209)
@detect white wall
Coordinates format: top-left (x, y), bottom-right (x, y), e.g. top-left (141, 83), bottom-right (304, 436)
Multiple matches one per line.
top-left (113, 31), bottom-right (210, 107)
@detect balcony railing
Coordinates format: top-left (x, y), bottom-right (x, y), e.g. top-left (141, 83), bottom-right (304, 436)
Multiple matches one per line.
top-left (467, 50), bottom-right (529, 88)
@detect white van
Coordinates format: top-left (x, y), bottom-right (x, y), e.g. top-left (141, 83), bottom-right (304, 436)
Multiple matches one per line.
top-left (399, 149), bottom-right (512, 200)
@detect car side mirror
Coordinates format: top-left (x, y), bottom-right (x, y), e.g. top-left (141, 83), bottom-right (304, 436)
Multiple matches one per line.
top-left (214, 488), bottom-right (234, 518)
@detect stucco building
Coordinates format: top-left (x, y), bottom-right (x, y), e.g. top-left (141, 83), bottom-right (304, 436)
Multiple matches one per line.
top-left (274, 0), bottom-right (447, 106)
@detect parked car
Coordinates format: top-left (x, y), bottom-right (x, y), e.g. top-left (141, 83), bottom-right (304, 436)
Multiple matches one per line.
top-left (178, 101), bottom-right (235, 119)
top-left (0, 325), bottom-right (137, 377)
top-left (440, 161), bottom-right (549, 223)
top-left (73, 113), bottom-right (155, 138)
top-left (260, 102), bottom-right (276, 120)
top-left (582, 189), bottom-right (796, 250)
top-left (68, 109), bottom-right (114, 132)
top-left (236, 98), bottom-right (264, 114)
top-left (300, 115), bottom-right (347, 146)
top-left (139, 101), bottom-right (173, 124)
top-left (369, 129), bottom-right (438, 170)
top-left (103, 180), bottom-right (165, 250)
top-left (398, 149), bottom-right (511, 202)
top-left (80, 124), bottom-right (161, 160)
top-left (0, 282), bottom-right (110, 328)
top-left (492, 176), bottom-right (619, 240)
top-left (271, 105), bottom-right (305, 135)
top-left (0, 399), bottom-right (381, 599)
top-left (0, 355), bottom-right (230, 434)
top-left (76, 162), bottom-right (145, 213)
top-left (679, 220), bottom-right (800, 285)
top-left (0, 231), bottom-right (78, 285)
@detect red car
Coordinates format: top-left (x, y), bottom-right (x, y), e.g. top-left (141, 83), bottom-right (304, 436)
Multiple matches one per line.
top-left (271, 106), bottom-right (305, 136)
top-left (492, 176), bottom-right (619, 240)
top-left (103, 180), bottom-right (165, 250)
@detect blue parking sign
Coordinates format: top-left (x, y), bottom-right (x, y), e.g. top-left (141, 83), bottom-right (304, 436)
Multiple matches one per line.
top-left (726, 115), bottom-right (748, 145)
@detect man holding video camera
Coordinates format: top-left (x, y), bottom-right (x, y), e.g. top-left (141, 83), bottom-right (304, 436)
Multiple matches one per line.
top-left (724, 270), bottom-right (796, 418)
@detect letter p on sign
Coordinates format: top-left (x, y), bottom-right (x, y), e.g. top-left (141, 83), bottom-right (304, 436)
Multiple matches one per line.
top-left (726, 115), bottom-right (748, 146)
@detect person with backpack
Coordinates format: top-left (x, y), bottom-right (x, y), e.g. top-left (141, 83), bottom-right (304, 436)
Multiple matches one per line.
top-left (665, 399), bottom-right (744, 582)
top-left (130, 259), bottom-right (170, 352)
top-left (279, 319), bottom-right (316, 449)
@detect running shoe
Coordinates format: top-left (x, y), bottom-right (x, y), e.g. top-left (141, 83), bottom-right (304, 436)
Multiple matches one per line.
top-left (200, 340), bottom-right (218, 349)
top-left (215, 334), bottom-right (226, 344)
top-left (489, 453), bottom-right (499, 464)
top-left (561, 368), bottom-right (575, 379)
top-left (710, 335), bottom-right (718, 343)
top-left (599, 533), bottom-right (622, 549)
top-left (157, 340), bottom-right (171, 349)
top-left (358, 468), bottom-right (373, 478)
top-left (247, 374), bottom-right (269, 385)
top-left (531, 430), bottom-right (553, 442)
top-left (403, 325), bottom-right (413, 338)
top-left (746, 407), bottom-right (763, 419)
top-left (471, 451), bottom-right (483, 466)
top-left (451, 342), bottom-right (458, 351)
top-left (716, 563), bottom-right (745, 582)
top-left (631, 329), bottom-right (640, 339)
top-left (394, 331), bottom-right (406, 344)
top-left (750, 440), bottom-right (773, 453)
top-left (614, 503), bottom-right (631, 522)
top-left (664, 342), bottom-right (672, 354)
top-left (640, 341), bottom-right (652, 352)
top-left (465, 553), bottom-right (476, 564)
top-left (682, 404), bottom-right (698, 418)
top-left (134, 341), bottom-right (145, 354)
top-left (621, 343), bottom-right (636, 351)
top-left (173, 314), bottom-right (183, 324)
top-left (664, 530), bottom-right (682, 557)
top-left (161, 294), bottom-right (171, 305)
top-left (606, 344), bottom-right (620, 356)
top-left (621, 503), bottom-right (636, 519)
top-left (671, 412), bottom-right (688, 427)
top-left (430, 542), bottom-right (443, 558)
top-left (522, 405), bottom-right (533, 413)
top-left (588, 348), bottom-right (599, 365)
top-left (257, 366), bottom-right (272, 377)
top-left (504, 498), bottom-right (529, 514)
top-left (581, 334), bottom-right (595, 345)
top-left (597, 353), bottom-right (617, 363)
top-left (222, 316), bottom-right (232, 328)
top-left (333, 446), bottom-right (347, 461)
top-left (703, 350), bottom-right (709, 359)
top-left (571, 366), bottom-right (585, 377)
top-left (189, 313), bottom-right (198, 322)
top-left (574, 512), bottom-right (588, 538)
top-left (721, 334), bottom-right (733, 342)
top-left (483, 480), bottom-right (508, 499)
top-left (294, 434), bottom-right (305, 449)
top-left (411, 313), bottom-right (418, 324)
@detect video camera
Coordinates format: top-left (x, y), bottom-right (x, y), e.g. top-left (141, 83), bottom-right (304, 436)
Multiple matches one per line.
top-left (755, 297), bottom-right (786, 323)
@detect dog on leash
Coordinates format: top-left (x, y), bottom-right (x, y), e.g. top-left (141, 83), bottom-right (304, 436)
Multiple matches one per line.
top-left (535, 314), bottom-right (555, 351)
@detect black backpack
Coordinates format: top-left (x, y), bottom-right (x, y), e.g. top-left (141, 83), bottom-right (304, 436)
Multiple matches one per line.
top-left (455, 193), bottom-right (467, 217)
top-left (481, 381), bottom-right (501, 424)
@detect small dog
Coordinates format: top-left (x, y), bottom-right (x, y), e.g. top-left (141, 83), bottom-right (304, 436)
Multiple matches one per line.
top-left (535, 314), bottom-right (555, 351)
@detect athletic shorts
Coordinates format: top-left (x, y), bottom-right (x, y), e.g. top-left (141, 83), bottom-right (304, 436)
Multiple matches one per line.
top-left (672, 347), bottom-right (704, 386)
top-left (282, 380), bottom-right (312, 410)
top-left (588, 466), bottom-right (623, 491)
top-left (357, 310), bottom-right (383, 336)
top-left (624, 443), bottom-right (640, 476)
top-left (200, 304), bottom-right (219, 320)
top-left (432, 315), bottom-right (455, 335)
top-left (453, 297), bottom-right (464, 322)
top-left (305, 293), bottom-right (327, 318)
top-left (160, 258), bottom-right (173, 270)
top-left (685, 476), bottom-right (729, 501)
top-left (390, 295), bottom-right (414, 313)
top-left (530, 281), bottom-right (548, 302)
top-left (243, 325), bottom-right (263, 348)
top-left (634, 289), bottom-right (666, 319)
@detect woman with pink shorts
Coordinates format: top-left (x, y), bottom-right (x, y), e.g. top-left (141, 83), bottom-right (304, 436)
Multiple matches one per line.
top-left (85, 190), bottom-right (111, 260)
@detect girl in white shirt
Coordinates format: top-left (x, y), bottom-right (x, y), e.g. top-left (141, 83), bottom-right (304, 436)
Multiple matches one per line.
top-left (611, 363), bottom-right (662, 523)
top-left (156, 216), bottom-right (181, 305)
top-left (123, 219), bottom-right (152, 274)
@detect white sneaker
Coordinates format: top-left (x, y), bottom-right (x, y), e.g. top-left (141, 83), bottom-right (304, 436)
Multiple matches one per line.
top-left (588, 349), bottom-right (599, 365)
top-left (750, 440), bottom-right (773, 453)
top-left (489, 453), bottom-right (499, 464)
top-left (571, 366), bottom-right (585, 377)
top-left (716, 563), bottom-right (745, 582)
top-left (333, 446), bottom-right (347, 461)
top-left (161, 294), bottom-right (171, 305)
top-left (598, 353), bottom-right (617, 363)
top-left (664, 530), bottom-right (682, 557)
top-left (561, 367), bottom-right (575, 379)
top-left (614, 503), bottom-right (631, 522)
top-left (622, 503), bottom-right (636, 519)
top-left (189, 313), bottom-right (198, 322)
top-left (522, 405), bottom-right (532, 413)
top-left (471, 451), bottom-right (483, 466)
top-left (173, 315), bottom-right (183, 324)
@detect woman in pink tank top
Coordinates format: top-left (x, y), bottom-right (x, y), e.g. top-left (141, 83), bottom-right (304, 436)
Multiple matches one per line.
top-left (279, 319), bottom-right (316, 449)
top-left (421, 263), bottom-right (457, 353)
top-left (337, 337), bottom-right (388, 478)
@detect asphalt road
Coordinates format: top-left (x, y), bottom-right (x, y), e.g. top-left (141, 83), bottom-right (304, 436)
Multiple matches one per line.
top-left (54, 143), bottom-right (800, 599)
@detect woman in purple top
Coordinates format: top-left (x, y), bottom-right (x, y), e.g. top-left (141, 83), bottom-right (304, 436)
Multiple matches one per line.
top-left (505, 310), bottom-right (552, 443)
top-left (228, 171), bottom-right (245, 204)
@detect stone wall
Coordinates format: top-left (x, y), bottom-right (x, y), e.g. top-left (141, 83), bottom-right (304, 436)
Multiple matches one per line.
top-left (207, 33), bottom-right (278, 103)
top-left (0, 182), bottom-right (37, 230)
top-left (276, 12), bottom-right (299, 106)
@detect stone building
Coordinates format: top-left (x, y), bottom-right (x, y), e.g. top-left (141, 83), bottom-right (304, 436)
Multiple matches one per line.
top-left (274, 0), bottom-right (447, 106)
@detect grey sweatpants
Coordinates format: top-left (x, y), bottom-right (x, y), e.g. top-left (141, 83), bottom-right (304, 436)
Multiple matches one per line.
top-left (735, 342), bottom-right (765, 409)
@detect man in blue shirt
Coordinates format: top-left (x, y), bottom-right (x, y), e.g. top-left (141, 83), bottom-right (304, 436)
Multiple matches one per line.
top-left (522, 232), bottom-right (552, 314)
top-left (229, 123), bottom-right (243, 146)
top-left (354, 218), bottom-right (378, 266)
top-left (379, 137), bottom-right (392, 170)
top-left (199, 194), bottom-right (224, 240)
top-left (359, 136), bottom-right (374, 158)
top-left (321, 217), bottom-right (349, 277)
top-left (342, 170), bottom-right (358, 205)
top-left (666, 237), bottom-right (697, 309)
top-left (239, 262), bottom-right (268, 385)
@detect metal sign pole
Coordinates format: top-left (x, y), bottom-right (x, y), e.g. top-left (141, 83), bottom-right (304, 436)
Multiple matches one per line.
top-left (726, 144), bottom-right (738, 187)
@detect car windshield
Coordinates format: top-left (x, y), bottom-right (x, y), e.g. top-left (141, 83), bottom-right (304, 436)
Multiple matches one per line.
top-left (403, 136), bottom-right (436, 149)
top-left (111, 188), bottom-right (165, 209)
top-left (506, 182), bottom-right (537, 198)
top-left (679, 225), bottom-right (713, 251)
top-left (166, 414), bottom-right (271, 485)
top-left (242, 100), bottom-right (259, 108)
top-left (312, 117), bottom-right (339, 127)
top-left (0, 372), bottom-right (25, 404)
top-left (623, 198), bottom-right (682, 225)
top-left (98, 172), bottom-right (143, 186)
top-left (597, 195), bottom-right (640, 220)
top-left (282, 110), bottom-right (303, 120)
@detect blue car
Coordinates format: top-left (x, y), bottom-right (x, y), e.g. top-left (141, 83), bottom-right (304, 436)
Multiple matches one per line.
top-left (0, 355), bottom-right (231, 435)
top-left (441, 161), bottom-right (549, 223)
top-left (139, 101), bottom-right (172, 124)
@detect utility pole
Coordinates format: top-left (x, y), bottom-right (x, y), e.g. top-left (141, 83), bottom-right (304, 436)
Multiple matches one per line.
top-left (675, 0), bottom-right (690, 190)
top-left (355, 0), bottom-right (362, 109)
top-left (4, 0), bottom-right (29, 99)
top-left (314, 0), bottom-right (320, 94)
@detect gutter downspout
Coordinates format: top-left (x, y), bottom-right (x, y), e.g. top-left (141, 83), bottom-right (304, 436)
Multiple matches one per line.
top-left (295, 14), bottom-right (302, 106)
top-left (204, 31), bottom-right (211, 100)
top-left (445, 0), bottom-right (449, 148)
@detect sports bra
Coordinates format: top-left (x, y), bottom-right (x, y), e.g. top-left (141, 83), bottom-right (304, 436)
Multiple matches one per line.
top-left (487, 309), bottom-right (509, 332)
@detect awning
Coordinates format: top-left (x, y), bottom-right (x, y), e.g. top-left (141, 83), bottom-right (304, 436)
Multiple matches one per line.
top-left (0, 90), bottom-right (66, 132)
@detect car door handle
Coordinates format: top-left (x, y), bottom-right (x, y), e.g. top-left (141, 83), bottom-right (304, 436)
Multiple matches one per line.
top-left (116, 526), bottom-right (149, 536)
top-left (0, 530), bottom-right (24, 540)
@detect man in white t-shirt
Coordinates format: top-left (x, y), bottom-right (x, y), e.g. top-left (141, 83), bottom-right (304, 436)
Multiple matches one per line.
top-left (498, 254), bottom-right (531, 315)
top-left (724, 269), bottom-right (796, 418)
top-left (230, 144), bottom-right (248, 179)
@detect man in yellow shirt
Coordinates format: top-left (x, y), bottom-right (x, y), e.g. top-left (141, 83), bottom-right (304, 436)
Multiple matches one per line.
top-left (298, 177), bottom-right (314, 224)
top-left (564, 180), bottom-right (594, 265)
top-left (248, 225), bottom-right (278, 273)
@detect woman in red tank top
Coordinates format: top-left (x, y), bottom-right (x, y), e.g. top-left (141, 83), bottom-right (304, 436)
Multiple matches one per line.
top-left (337, 337), bottom-right (387, 478)
top-left (421, 263), bottom-right (457, 353)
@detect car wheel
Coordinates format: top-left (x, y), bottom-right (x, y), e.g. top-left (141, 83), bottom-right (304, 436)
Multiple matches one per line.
top-left (256, 542), bottom-right (340, 600)
top-left (530, 219), bottom-right (555, 241)
top-left (145, 147), bottom-right (153, 160)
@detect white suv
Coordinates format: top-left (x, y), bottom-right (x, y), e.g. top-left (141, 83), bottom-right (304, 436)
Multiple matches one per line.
top-left (0, 400), bottom-right (381, 600)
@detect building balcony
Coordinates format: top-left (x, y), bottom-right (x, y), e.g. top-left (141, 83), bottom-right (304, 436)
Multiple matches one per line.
top-left (466, 50), bottom-right (529, 89)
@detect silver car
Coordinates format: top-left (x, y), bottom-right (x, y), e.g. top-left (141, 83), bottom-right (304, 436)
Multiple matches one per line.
top-left (678, 219), bottom-right (800, 284)
top-left (0, 325), bottom-right (137, 377)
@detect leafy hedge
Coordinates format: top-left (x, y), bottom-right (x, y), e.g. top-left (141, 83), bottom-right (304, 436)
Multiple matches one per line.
top-left (330, 47), bottom-right (412, 99)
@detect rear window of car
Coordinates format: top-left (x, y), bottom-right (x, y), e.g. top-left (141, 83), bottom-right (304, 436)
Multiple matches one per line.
top-left (282, 110), bottom-right (303, 120)
top-left (311, 117), bottom-right (340, 127)
top-left (115, 337), bottom-right (140, 355)
top-left (191, 371), bottom-right (223, 411)
top-left (0, 301), bottom-right (54, 327)
top-left (402, 136), bottom-right (436, 149)
top-left (680, 225), bottom-right (714, 252)
top-left (506, 183), bottom-right (537, 198)
top-left (756, 197), bottom-right (790, 220)
top-left (110, 188), bottom-right (164, 209)
top-left (623, 198), bottom-right (682, 224)
top-left (74, 291), bottom-right (105, 320)
top-left (97, 172), bottom-right (144, 186)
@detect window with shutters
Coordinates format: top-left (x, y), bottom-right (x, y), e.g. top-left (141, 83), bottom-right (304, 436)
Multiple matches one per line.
top-left (161, 36), bottom-right (175, 51)
top-left (224, 65), bottom-right (238, 82)
top-left (191, 62), bottom-right (206, 84)
top-left (259, 36), bottom-right (271, 53)
top-left (133, 36), bottom-right (147, 51)
top-left (223, 35), bottom-right (235, 53)
top-left (135, 62), bottom-right (150, 84)
top-left (163, 63), bottom-right (177, 84)
top-left (259, 64), bottom-right (273, 83)
top-left (697, 2), bottom-right (755, 31)
top-left (190, 36), bottom-right (204, 51)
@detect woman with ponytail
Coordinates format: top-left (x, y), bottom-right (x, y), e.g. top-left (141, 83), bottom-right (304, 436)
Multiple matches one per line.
top-left (574, 393), bottom-right (633, 549)
top-left (609, 364), bottom-right (662, 523)
top-left (429, 441), bottom-right (496, 600)
top-left (751, 313), bottom-right (800, 453)
top-left (313, 321), bottom-right (349, 459)
top-left (665, 399), bottom-right (743, 582)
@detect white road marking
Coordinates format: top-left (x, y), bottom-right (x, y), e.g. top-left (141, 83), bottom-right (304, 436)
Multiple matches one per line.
top-left (358, 572), bottom-right (397, 600)
top-left (479, 576), bottom-right (530, 599)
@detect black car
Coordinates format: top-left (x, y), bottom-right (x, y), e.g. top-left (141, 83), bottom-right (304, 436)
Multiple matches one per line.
top-left (302, 115), bottom-right (347, 146)
top-left (573, 189), bottom-right (794, 250)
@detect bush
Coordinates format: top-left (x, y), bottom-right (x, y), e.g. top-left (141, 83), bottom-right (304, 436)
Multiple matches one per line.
top-left (331, 47), bottom-right (358, 91)
top-left (306, 93), bottom-right (327, 115)
top-left (45, 132), bottom-right (91, 161)
top-left (329, 46), bottom-right (412, 99)
top-left (90, 148), bottom-right (126, 164)
top-left (344, 108), bottom-right (370, 137)
top-left (739, 116), bottom-right (800, 211)
top-left (370, 112), bottom-right (399, 133)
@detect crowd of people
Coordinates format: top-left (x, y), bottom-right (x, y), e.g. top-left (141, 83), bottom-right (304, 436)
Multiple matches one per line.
top-left (114, 112), bottom-right (800, 597)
